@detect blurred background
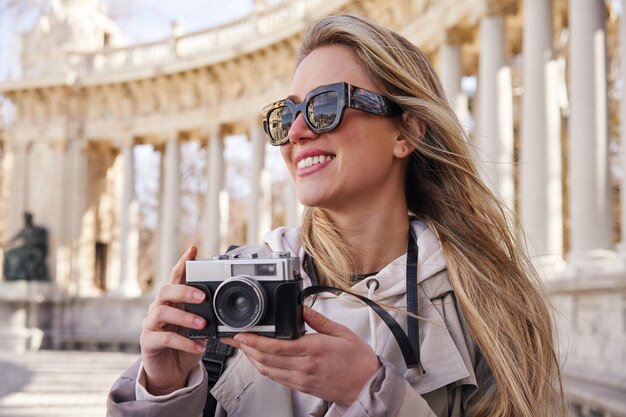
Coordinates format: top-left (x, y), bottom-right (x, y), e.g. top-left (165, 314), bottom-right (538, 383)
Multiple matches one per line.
top-left (0, 0), bottom-right (624, 416)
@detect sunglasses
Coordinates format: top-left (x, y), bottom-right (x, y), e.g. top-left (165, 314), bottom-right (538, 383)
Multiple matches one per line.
top-left (262, 82), bottom-right (403, 146)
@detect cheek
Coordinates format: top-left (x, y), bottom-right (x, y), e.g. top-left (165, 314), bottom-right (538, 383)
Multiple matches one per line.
top-left (280, 145), bottom-right (295, 175)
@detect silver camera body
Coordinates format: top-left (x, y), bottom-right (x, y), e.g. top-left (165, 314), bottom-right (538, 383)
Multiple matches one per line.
top-left (185, 252), bottom-right (305, 339)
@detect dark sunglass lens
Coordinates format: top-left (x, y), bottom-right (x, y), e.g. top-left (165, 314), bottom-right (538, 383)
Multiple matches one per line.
top-left (268, 106), bottom-right (292, 143)
top-left (308, 92), bottom-right (338, 130)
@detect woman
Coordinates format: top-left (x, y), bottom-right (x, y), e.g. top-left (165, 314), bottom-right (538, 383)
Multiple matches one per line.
top-left (107, 14), bottom-right (565, 417)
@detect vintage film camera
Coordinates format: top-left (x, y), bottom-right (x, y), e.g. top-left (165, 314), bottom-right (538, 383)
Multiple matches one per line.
top-left (184, 252), bottom-right (305, 339)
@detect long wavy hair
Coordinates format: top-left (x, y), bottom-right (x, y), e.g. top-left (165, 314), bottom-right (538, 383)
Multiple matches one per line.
top-left (297, 14), bottom-right (565, 417)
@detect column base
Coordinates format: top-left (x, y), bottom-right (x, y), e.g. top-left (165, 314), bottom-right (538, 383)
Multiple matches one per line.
top-left (110, 282), bottom-right (142, 297)
top-left (0, 327), bottom-right (44, 352)
top-left (530, 254), bottom-right (566, 281)
top-left (0, 281), bottom-right (53, 352)
top-left (562, 249), bottom-right (620, 278)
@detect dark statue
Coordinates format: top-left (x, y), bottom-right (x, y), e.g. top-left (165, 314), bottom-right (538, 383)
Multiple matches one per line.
top-left (2, 212), bottom-right (50, 281)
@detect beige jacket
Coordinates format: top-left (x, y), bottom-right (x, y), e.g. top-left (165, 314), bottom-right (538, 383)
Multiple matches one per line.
top-left (107, 220), bottom-right (488, 417)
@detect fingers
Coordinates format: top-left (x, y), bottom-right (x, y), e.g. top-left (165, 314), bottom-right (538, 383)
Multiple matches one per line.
top-left (232, 333), bottom-right (307, 357)
top-left (244, 354), bottom-right (309, 391)
top-left (170, 246), bottom-right (198, 285)
top-left (144, 304), bottom-right (206, 331)
top-left (303, 307), bottom-right (351, 338)
top-left (151, 283), bottom-right (205, 310)
top-left (237, 342), bottom-right (303, 372)
top-left (141, 329), bottom-right (206, 355)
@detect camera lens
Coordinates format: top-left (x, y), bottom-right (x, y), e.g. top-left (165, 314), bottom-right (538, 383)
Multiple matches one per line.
top-left (213, 276), bottom-right (267, 330)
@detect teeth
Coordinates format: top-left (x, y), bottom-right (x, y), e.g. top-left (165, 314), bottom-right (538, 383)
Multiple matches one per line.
top-left (297, 155), bottom-right (335, 169)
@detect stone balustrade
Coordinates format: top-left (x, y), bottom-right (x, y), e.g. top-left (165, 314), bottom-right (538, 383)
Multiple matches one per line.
top-left (64, 0), bottom-right (348, 76)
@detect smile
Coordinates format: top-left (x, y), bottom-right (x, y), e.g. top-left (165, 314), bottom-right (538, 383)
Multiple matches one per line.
top-left (297, 154), bottom-right (335, 169)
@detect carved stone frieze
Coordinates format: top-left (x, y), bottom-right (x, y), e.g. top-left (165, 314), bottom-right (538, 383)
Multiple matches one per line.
top-left (177, 73), bottom-right (201, 111)
top-left (484, 0), bottom-right (518, 17)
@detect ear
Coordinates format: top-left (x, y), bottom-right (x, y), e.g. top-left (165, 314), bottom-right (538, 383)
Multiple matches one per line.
top-left (402, 112), bottom-right (426, 139)
top-left (392, 113), bottom-right (424, 158)
top-left (392, 137), bottom-right (414, 158)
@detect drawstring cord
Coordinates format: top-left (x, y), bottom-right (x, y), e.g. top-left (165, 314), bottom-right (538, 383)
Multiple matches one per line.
top-left (366, 278), bottom-right (380, 353)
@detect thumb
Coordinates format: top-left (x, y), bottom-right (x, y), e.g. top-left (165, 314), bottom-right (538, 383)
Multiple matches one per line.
top-left (303, 306), bottom-right (350, 338)
top-left (170, 245), bottom-right (198, 285)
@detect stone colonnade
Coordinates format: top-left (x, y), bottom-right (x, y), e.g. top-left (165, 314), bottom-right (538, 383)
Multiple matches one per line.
top-left (438, 0), bottom-right (620, 274)
top-left (0, 0), bottom-right (623, 290)
top-left (139, 122), bottom-right (294, 289)
top-left (0, 116), bottom-right (300, 297)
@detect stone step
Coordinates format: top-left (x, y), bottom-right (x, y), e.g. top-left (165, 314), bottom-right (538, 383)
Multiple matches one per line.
top-left (0, 350), bottom-right (137, 417)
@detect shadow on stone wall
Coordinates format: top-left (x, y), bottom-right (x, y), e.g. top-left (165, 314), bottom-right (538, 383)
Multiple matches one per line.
top-left (0, 361), bottom-right (32, 399)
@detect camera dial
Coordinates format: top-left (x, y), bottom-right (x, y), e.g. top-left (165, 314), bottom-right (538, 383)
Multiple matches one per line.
top-left (213, 275), bottom-right (268, 330)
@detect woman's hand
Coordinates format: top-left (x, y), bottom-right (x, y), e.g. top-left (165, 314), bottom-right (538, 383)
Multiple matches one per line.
top-left (221, 307), bottom-right (380, 406)
top-left (139, 246), bottom-right (208, 396)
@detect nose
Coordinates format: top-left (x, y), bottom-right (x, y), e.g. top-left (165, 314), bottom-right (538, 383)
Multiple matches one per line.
top-left (288, 112), bottom-right (318, 145)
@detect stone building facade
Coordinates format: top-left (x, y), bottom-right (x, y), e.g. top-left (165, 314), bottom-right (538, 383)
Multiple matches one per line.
top-left (0, 0), bottom-right (625, 415)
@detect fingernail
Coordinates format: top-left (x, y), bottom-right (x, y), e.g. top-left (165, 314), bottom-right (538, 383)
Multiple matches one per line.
top-left (193, 317), bottom-right (205, 327)
top-left (193, 291), bottom-right (205, 301)
top-left (195, 343), bottom-right (204, 352)
top-left (233, 334), bottom-right (243, 342)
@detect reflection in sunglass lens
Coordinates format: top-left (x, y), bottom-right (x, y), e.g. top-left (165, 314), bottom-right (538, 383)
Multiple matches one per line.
top-left (268, 106), bottom-right (292, 143)
top-left (308, 92), bottom-right (338, 130)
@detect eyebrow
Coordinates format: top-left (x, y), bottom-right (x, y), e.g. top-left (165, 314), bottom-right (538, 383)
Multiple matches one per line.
top-left (286, 94), bottom-right (300, 103)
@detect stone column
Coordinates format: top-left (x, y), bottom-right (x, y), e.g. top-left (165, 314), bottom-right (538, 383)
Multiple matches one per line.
top-left (67, 141), bottom-right (88, 293)
top-left (157, 134), bottom-right (181, 285)
top-left (247, 120), bottom-right (270, 245)
top-left (620, 0), bottom-right (626, 255)
top-left (53, 139), bottom-right (71, 287)
top-left (116, 138), bottom-right (140, 295)
top-left (1, 142), bottom-right (28, 281)
top-left (202, 129), bottom-right (224, 257)
top-left (6, 142), bottom-right (29, 239)
top-left (541, 59), bottom-right (565, 271)
top-left (153, 144), bottom-right (165, 287)
top-left (568, 0), bottom-right (612, 261)
top-left (284, 181), bottom-right (302, 228)
top-left (440, 43), bottom-right (463, 110)
top-left (475, 12), bottom-right (514, 209)
top-left (519, 0), bottom-right (562, 260)
top-left (23, 141), bottom-right (66, 284)
top-left (439, 29), bottom-right (471, 128)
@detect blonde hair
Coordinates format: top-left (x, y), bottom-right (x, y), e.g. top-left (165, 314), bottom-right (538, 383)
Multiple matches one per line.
top-left (298, 14), bottom-right (565, 417)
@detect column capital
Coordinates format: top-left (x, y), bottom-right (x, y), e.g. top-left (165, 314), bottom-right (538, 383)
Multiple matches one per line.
top-left (247, 118), bottom-right (265, 142)
top-left (444, 25), bottom-right (474, 45)
top-left (118, 132), bottom-right (136, 148)
top-left (484, 0), bottom-right (518, 16)
top-left (163, 131), bottom-right (181, 143)
top-left (154, 142), bottom-right (165, 154)
top-left (248, 115), bottom-right (263, 129)
top-left (10, 139), bottom-right (31, 153)
top-left (50, 138), bottom-right (70, 151)
top-left (202, 125), bottom-right (223, 141)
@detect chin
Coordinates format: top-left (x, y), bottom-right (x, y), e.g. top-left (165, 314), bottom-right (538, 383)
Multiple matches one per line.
top-left (296, 192), bottom-right (330, 210)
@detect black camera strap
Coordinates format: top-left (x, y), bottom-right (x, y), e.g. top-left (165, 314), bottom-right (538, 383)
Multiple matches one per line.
top-left (302, 228), bottom-right (424, 373)
top-left (201, 338), bottom-right (235, 417)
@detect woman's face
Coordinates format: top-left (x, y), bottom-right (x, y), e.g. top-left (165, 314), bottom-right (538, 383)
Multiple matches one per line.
top-left (281, 45), bottom-right (407, 212)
